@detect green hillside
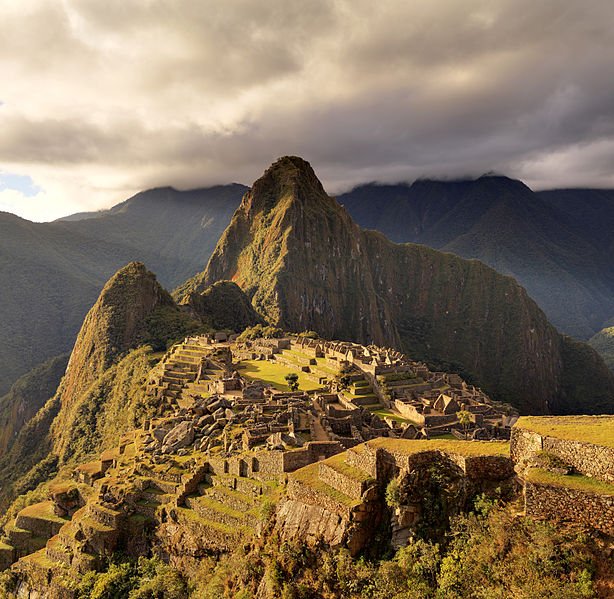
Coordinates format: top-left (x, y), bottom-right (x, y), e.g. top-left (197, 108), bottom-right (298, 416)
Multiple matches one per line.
top-left (340, 178), bottom-right (614, 340)
top-left (0, 185), bottom-right (244, 395)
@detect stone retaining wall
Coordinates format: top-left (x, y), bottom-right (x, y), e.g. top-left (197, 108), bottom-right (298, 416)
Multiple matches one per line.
top-left (318, 463), bottom-right (367, 500)
top-left (282, 442), bottom-right (344, 472)
top-left (345, 445), bottom-right (378, 478)
top-left (511, 427), bottom-right (614, 483)
top-left (524, 480), bottom-right (614, 536)
top-left (287, 478), bottom-right (353, 519)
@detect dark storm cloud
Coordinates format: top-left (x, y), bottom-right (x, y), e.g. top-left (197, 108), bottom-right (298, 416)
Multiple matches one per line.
top-left (1, 0), bottom-right (614, 220)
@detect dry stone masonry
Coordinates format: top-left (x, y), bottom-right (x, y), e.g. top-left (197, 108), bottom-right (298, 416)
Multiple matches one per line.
top-left (2, 332), bottom-right (612, 597)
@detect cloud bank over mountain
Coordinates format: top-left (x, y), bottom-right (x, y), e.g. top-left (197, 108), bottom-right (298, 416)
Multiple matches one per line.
top-left (1, 0), bottom-right (614, 220)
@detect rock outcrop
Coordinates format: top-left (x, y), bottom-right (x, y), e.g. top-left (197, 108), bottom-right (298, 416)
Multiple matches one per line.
top-left (181, 157), bottom-right (614, 415)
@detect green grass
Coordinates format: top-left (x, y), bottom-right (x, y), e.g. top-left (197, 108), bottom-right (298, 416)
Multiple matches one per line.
top-left (366, 437), bottom-right (510, 457)
top-left (515, 416), bottom-right (614, 448)
top-left (19, 501), bottom-right (68, 524)
top-left (21, 548), bottom-right (58, 569)
top-left (190, 495), bottom-right (247, 520)
top-left (0, 541), bottom-right (14, 551)
top-left (237, 360), bottom-right (321, 391)
top-left (176, 506), bottom-right (254, 536)
top-left (526, 468), bottom-right (614, 495)
top-left (371, 408), bottom-right (418, 425)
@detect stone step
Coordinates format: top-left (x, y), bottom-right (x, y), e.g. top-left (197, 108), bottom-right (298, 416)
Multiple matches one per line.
top-left (208, 474), bottom-right (273, 497)
top-left (344, 444), bottom-right (377, 478)
top-left (163, 372), bottom-right (193, 381)
top-left (174, 507), bottom-right (247, 551)
top-left (184, 382), bottom-right (211, 394)
top-left (0, 541), bottom-right (15, 571)
top-left (176, 347), bottom-right (210, 357)
top-left (146, 477), bottom-right (181, 494)
top-left (184, 495), bottom-right (247, 527)
top-left (15, 502), bottom-right (68, 540)
top-left (350, 385), bottom-right (373, 396)
top-left (57, 522), bottom-right (81, 554)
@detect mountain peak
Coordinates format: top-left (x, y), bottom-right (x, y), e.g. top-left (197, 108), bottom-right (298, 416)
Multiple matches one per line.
top-left (242, 156), bottom-right (329, 214)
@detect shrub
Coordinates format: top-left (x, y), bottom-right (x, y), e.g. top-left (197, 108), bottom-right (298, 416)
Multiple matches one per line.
top-left (385, 478), bottom-right (401, 508)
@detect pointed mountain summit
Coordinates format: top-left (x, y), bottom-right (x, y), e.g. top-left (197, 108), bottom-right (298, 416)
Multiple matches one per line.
top-left (51, 262), bottom-right (190, 460)
top-left (181, 157), bottom-right (614, 415)
top-left (180, 156), bottom-right (391, 344)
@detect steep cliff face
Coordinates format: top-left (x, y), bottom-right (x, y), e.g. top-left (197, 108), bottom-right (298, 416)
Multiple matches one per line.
top-left (0, 354), bottom-right (68, 456)
top-left (185, 157), bottom-right (614, 415)
top-left (589, 326), bottom-right (614, 371)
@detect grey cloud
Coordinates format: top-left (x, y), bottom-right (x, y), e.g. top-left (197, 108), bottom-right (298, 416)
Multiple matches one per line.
top-left (2, 0), bottom-right (614, 220)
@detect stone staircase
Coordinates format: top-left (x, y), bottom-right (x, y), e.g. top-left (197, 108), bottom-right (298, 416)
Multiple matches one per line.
top-left (167, 472), bottom-right (273, 553)
top-left (342, 375), bottom-right (381, 409)
top-left (150, 339), bottom-right (227, 409)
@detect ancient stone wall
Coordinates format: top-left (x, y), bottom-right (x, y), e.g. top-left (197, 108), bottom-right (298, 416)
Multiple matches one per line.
top-left (462, 456), bottom-right (515, 481)
top-left (286, 478), bottom-right (352, 519)
top-left (511, 427), bottom-right (614, 483)
top-left (318, 463), bottom-right (367, 500)
top-left (345, 445), bottom-right (378, 478)
top-left (525, 480), bottom-right (614, 536)
top-left (282, 442), bottom-right (343, 472)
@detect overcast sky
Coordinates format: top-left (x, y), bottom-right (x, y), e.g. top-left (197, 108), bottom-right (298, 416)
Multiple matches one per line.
top-left (1, 0), bottom-right (614, 221)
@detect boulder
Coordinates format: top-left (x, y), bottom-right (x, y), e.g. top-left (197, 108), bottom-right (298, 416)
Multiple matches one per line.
top-left (161, 421), bottom-right (195, 454)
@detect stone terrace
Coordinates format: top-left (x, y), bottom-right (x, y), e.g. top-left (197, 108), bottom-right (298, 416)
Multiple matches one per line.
top-left (511, 416), bottom-right (614, 535)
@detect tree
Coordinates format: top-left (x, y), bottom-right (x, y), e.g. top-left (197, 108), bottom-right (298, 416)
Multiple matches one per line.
top-left (336, 364), bottom-right (353, 390)
top-left (284, 373), bottom-right (299, 392)
top-left (456, 410), bottom-right (472, 439)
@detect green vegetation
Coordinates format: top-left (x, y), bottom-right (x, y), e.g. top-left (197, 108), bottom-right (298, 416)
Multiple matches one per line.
top-left (73, 556), bottom-right (188, 599)
top-left (456, 410), bottom-right (471, 439)
top-left (143, 305), bottom-right (203, 351)
top-left (385, 478), bottom-right (401, 508)
top-left (371, 408), bottom-right (417, 425)
top-left (237, 360), bottom-right (320, 391)
top-left (296, 330), bottom-right (319, 339)
top-left (53, 346), bottom-right (160, 464)
top-left (367, 437), bottom-right (510, 457)
top-left (323, 453), bottom-right (373, 483)
top-left (290, 463), bottom-right (360, 509)
top-left (516, 415), bottom-right (614, 448)
top-left (172, 504), bottom-right (603, 598)
top-left (187, 281), bottom-right (264, 333)
top-left (0, 353), bottom-right (69, 455)
top-left (284, 373), bottom-right (299, 392)
top-left (237, 324), bottom-right (284, 341)
top-left (526, 468), bottom-right (614, 495)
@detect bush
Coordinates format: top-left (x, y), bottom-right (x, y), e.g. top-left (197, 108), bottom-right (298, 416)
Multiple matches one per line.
top-left (237, 325), bottom-right (284, 341)
top-left (385, 478), bottom-right (401, 508)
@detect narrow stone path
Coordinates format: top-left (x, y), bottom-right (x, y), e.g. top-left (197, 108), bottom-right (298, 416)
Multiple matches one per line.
top-left (311, 402), bottom-right (330, 441)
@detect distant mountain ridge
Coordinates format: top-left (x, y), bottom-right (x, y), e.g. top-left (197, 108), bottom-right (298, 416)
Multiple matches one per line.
top-left (2, 166), bottom-right (614, 399)
top-left (0, 185), bottom-right (245, 394)
top-left (339, 177), bottom-right (614, 340)
top-left (182, 156), bottom-right (614, 415)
